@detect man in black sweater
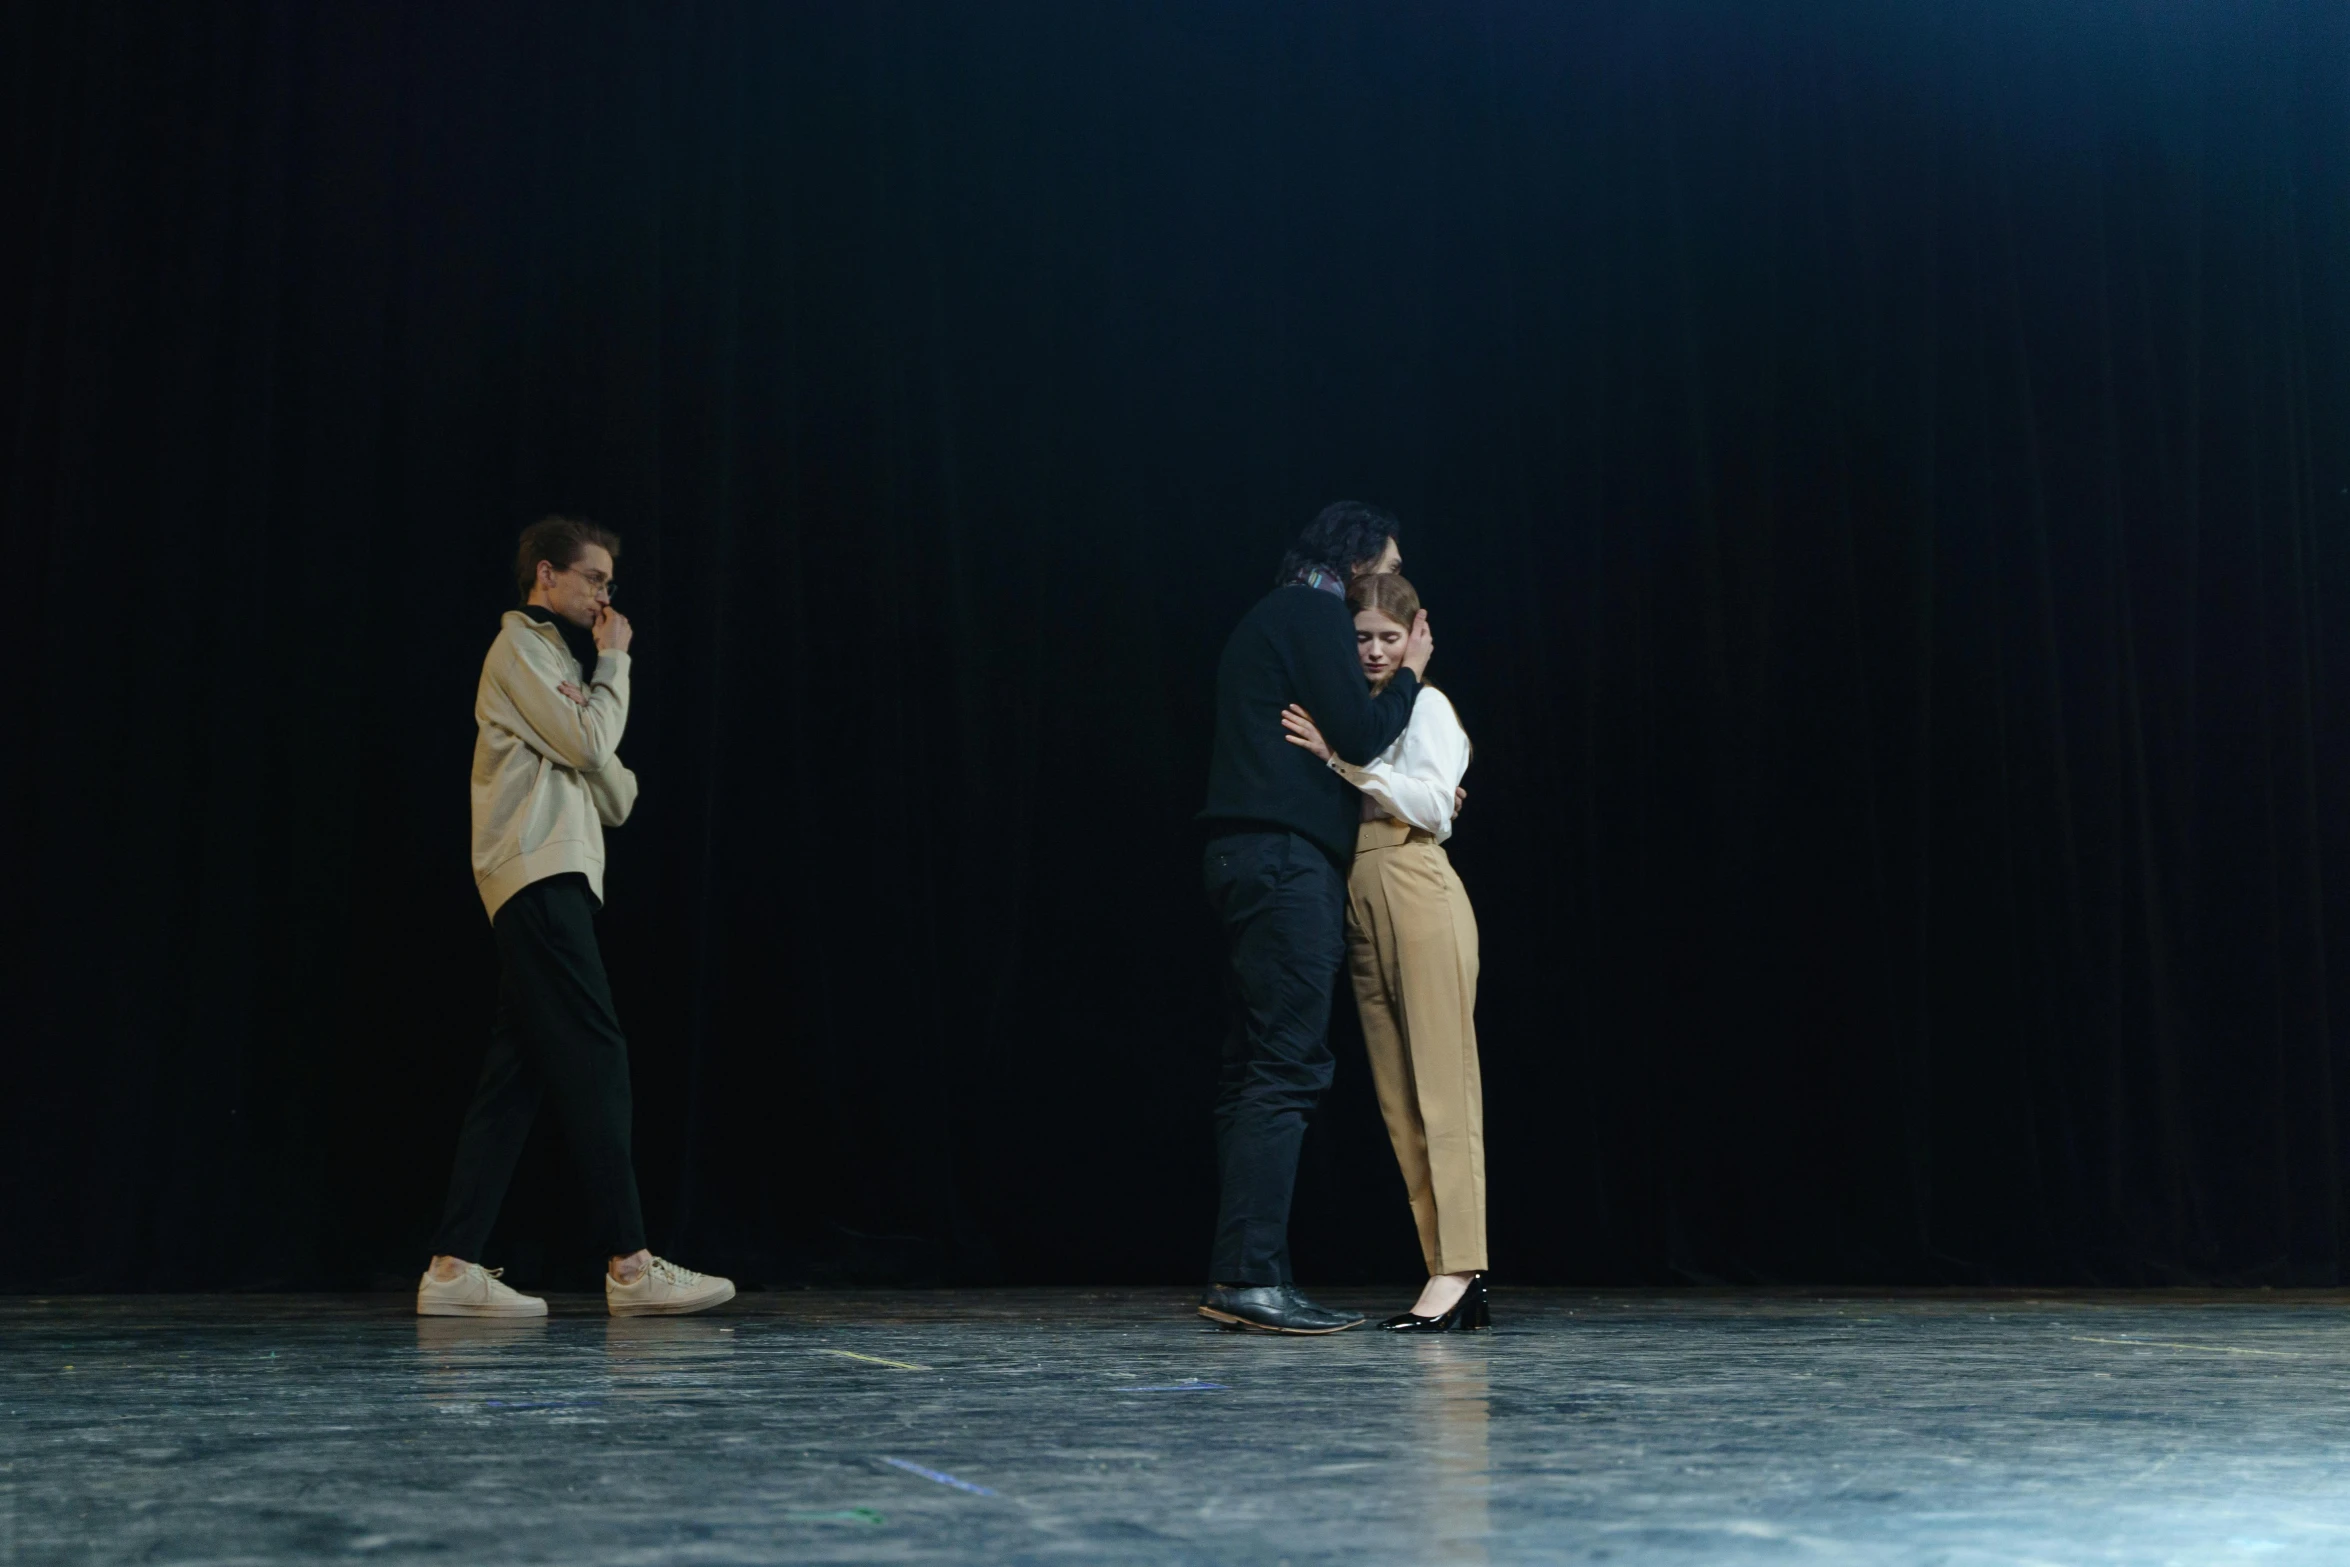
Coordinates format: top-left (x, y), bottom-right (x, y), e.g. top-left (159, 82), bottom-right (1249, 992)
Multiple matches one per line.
top-left (1196, 502), bottom-right (1434, 1333)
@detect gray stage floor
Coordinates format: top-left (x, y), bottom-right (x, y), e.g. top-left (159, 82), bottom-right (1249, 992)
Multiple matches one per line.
top-left (9, 1288), bottom-right (2350, 1563)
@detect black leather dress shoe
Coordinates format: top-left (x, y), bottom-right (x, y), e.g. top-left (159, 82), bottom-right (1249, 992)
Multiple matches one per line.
top-left (1197, 1283), bottom-right (1366, 1335)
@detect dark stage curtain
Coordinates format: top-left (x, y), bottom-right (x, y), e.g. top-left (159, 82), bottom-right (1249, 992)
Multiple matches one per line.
top-left (6, 0), bottom-right (2348, 1289)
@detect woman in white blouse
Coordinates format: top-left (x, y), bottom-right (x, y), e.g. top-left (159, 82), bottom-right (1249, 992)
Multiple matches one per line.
top-left (1280, 571), bottom-right (1486, 1331)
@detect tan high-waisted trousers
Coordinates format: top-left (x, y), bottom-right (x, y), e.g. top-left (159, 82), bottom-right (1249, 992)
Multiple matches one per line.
top-left (1346, 817), bottom-right (1486, 1276)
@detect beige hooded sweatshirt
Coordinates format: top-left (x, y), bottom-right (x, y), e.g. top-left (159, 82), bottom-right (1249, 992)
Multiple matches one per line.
top-left (471, 610), bottom-right (640, 921)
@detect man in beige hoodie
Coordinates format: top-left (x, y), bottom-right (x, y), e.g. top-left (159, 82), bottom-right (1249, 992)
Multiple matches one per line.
top-left (418, 516), bottom-right (734, 1318)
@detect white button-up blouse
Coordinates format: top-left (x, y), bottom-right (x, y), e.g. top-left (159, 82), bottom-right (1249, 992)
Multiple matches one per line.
top-left (1328, 685), bottom-right (1472, 843)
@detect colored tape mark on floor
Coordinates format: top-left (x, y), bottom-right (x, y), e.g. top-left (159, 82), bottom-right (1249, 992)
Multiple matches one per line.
top-left (881, 1457), bottom-right (998, 1496)
top-left (785, 1508), bottom-right (885, 1526)
top-left (484, 1400), bottom-right (603, 1410)
top-left (819, 1349), bottom-right (932, 1371)
top-left (1122, 1380), bottom-right (1228, 1392)
top-left (2071, 1335), bottom-right (2300, 1358)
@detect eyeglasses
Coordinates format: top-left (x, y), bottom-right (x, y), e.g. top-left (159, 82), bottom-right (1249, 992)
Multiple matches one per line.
top-left (562, 564), bottom-right (616, 601)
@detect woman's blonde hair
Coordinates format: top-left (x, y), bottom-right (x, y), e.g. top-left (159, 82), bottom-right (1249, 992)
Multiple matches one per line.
top-left (1345, 570), bottom-right (1421, 629)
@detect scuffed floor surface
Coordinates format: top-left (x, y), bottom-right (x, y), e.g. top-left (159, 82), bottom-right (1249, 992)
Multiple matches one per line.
top-left (8, 1289), bottom-right (2350, 1563)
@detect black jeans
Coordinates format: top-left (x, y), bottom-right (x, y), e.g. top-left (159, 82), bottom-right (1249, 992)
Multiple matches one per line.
top-left (1203, 830), bottom-right (1348, 1286)
top-left (430, 874), bottom-right (649, 1262)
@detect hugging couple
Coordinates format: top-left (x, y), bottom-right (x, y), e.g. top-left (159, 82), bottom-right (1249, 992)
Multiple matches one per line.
top-left (1197, 502), bottom-right (1486, 1336)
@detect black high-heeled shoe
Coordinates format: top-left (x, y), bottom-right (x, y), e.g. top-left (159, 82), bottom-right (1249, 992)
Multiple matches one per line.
top-left (1381, 1274), bottom-right (1489, 1332)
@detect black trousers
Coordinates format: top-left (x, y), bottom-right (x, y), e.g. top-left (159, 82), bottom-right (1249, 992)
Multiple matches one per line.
top-left (1203, 830), bottom-right (1347, 1286)
top-left (430, 873), bottom-right (649, 1262)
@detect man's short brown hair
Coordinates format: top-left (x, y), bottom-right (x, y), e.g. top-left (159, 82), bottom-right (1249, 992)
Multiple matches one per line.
top-left (514, 515), bottom-right (621, 604)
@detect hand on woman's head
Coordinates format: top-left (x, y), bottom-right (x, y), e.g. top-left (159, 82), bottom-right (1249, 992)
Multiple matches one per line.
top-left (1404, 608), bottom-right (1434, 677)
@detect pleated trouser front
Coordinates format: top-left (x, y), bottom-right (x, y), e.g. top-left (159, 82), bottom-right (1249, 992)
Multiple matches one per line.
top-left (1346, 818), bottom-right (1486, 1276)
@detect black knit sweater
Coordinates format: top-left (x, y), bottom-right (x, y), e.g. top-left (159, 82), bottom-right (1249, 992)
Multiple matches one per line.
top-left (1198, 585), bottom-right (1421, 864)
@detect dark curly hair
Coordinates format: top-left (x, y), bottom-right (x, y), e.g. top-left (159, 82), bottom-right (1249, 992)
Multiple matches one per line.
top-left (1275, 500), bottom-right (1400, 587)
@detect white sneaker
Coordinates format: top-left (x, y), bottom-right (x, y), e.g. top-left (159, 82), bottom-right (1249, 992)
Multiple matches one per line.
top-left (416, 1263), bottom-right (548, 1318)
top-left (605, 1256), bottom-right (736, 1317)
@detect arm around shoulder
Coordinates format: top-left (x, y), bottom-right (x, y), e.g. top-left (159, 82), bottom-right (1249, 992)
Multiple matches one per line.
top-left (1290, 593), bottom-right (1420, 763)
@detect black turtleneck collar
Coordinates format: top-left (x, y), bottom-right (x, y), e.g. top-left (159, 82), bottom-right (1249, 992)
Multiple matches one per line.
top-left (520, 604), bottom-right (598, 682)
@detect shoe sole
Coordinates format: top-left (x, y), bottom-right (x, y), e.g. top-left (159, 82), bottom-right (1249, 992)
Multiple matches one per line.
top-left (1196, 1305), bottom-right (1363, 1335)
top-left (608, 1280), bottom-right (737, 1318)
top-left (416, 1301), bottom-right (548, 1318)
